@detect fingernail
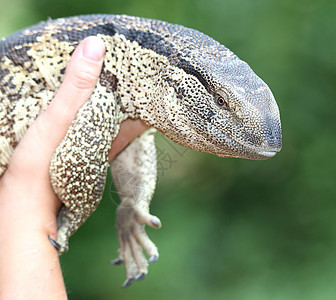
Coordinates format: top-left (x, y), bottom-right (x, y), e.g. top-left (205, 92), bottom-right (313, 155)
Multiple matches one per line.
top-left (82, 36), bottom-right (105, 61)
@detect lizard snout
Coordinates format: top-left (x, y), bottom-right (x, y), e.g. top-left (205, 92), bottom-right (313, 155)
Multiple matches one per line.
top-left (264, 116), bottom-right (282, 152)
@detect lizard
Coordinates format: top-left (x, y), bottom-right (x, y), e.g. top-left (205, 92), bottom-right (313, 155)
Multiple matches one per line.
top-left (0, 14), bottom-right (282, 287)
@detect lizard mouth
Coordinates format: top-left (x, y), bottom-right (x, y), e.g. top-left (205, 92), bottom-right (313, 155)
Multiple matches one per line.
top-left (215, 142), bottom-right (280, 160)
top-left (206, 124), bottom-right (282, 160)
top-left (256, 150), bottom-right (278, 158)
top-left (254, 149), bottom-right (279, 159)
top-left (206, 115), bottom-right (282, 160)
top-left (221, 136), bottom-right (281, 160)
top-left (186, 104), bottom-right (282, 160)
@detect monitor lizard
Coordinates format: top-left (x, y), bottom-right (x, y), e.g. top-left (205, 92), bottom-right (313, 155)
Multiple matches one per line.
top-left (0, 14), bottom-right (282, 287)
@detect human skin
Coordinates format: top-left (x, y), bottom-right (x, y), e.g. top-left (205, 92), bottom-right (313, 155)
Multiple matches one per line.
top-left (0, 36), bottom-right (149, 299)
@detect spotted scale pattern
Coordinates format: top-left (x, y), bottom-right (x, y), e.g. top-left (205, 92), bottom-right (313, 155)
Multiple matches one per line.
top-left (0, 14), bottom-right (282, 286)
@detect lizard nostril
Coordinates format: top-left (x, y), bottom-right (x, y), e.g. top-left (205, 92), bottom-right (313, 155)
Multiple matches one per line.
top-left (265, 117), bottom-right (282, 150)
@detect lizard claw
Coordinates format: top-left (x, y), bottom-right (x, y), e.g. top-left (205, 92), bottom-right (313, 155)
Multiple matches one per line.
top-left (48, 235), bottom-right (69, 254)
top-left (48, 235), bottom-right (61, 250)
top-left (48, 233), bottom-right (69, 254)
top-left (109, 258), bottom-right (124, 266)
top-left (113, 204), bottom-right (161, 286)
top-left (122, 278), bottom-right (134, 288)
top-left (148, 255), bottom-right (159, 263)
top-left (135, 272), bottom-right (146, 281)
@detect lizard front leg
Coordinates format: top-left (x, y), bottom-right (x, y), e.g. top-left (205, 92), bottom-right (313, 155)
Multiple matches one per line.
top-left (110, 128), bottom-right (161, 287)
top-left (49, 87), bottom-right (121, 253)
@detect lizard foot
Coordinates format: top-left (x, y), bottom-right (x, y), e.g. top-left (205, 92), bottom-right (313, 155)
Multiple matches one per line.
top-left (110, 204), bottom-right (161, 287)
top-left (49, 206), bottom-right (78, 255)
top-left (48, 234), bottom-right (69, 254)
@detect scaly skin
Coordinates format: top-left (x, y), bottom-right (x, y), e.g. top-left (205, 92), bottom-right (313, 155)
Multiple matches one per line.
top-left (0, 14), bottom-right (282, 287)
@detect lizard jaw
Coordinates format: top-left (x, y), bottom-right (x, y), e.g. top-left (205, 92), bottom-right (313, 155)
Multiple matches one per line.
top-left (255, 150), bottom-right (278, 159)
top-left (227, 138), bottom-right (281, 160)
top-left (201, 121), bottom-right (282, 160)
top-left (203, 128), bottom-right (282, 160)
top-left (215, 147), bottom-right (280, 160)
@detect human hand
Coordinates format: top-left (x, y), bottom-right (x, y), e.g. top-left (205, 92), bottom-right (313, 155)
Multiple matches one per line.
top-left (0, 36), bottom-right (106, 300)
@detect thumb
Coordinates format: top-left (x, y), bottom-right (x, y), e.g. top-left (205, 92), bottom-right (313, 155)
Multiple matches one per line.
top-left (8, 36), bottom-right (105, 176)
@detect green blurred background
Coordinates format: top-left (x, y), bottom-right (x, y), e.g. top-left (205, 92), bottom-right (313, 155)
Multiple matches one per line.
top-left (1, 0), bottom-right (335, 299)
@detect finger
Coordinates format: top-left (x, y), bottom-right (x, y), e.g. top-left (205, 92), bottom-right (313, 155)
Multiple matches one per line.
top-left (6, 37), bottom-right (105, 179)
top-left (35, 36), bottom-right (105, 152)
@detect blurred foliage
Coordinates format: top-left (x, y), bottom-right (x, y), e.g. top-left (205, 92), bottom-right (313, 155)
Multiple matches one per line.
top-left (1, 0), bottom-right (336, 299)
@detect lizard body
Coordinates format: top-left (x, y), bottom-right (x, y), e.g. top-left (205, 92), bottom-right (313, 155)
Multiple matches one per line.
top-left (0, 14), bottom-right (282, 287)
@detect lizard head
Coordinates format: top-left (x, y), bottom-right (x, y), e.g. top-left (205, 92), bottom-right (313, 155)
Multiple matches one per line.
top-left (145, 47), bottom-right (282, 160)
top-left (129, 24), bottom-right (282, 160)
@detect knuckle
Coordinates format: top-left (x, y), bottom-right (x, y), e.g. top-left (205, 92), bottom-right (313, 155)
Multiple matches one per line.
top-left (67, 63), bottom-right (101, 90)
top-left (70, 69), bottom-right (99, 90)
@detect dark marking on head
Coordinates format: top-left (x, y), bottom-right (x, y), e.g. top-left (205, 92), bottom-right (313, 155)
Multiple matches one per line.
top-left (176, 59), bottom-right (213, 93)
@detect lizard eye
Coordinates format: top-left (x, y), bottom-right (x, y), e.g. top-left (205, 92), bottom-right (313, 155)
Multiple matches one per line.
top-left (216, 95), bottom-right (229, 109)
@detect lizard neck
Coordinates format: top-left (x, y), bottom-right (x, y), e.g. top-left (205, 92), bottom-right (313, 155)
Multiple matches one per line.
top-left (100, 32), bottom-right (195, 147)
top-left (100, 33), bottom-right (179, 126)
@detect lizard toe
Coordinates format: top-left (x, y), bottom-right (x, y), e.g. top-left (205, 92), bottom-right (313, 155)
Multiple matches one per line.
top-left (135, 211), bottom-right (162, 229)
top-left (132, 225), bottom-right (159, 259)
